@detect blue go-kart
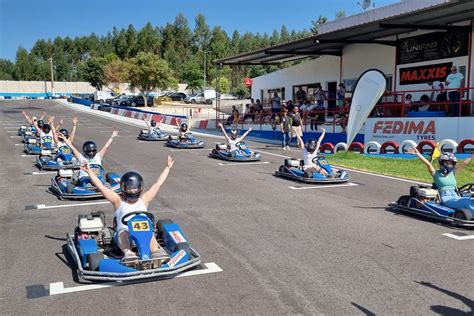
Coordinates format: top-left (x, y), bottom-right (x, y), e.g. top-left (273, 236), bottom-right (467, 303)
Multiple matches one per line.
top-left (50, 165), bottom-right (121, 200)
top-left (35, 145), bottom-right (80, 170)
top-left (275, 155), bottom-right (349, 184)
top-left (24, 137), bottom-right (57, 155)
top-left (66, 211), bottom-right (201, 281)
top-left (17, 124), bottom-right (31, 136)
top-left (165, 133), bottom-right (205, 149)
top-left (21, 130), bottom-right (38, 143)
top-left (209, 142), bottom-right (261, 162)
top-left (389, 184), bottom-right (474, 227)
top-left (137, 129), bottom-right (168, 141)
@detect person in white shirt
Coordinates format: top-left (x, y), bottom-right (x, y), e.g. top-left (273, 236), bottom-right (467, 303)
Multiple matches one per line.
top-left (217, 122), bottom-right (252, 155)
top-left (81, 156), bottom-right (174, 261)
top-left (62, 130), bottom-right (118, 186)
top-left (445, 66), bottom-right (464, 116)
top-left (294, 128), bottom-right (331, 177)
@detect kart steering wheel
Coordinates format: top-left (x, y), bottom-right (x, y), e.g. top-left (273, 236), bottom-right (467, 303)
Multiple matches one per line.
top-left (121, 211), bottom-right (155, 225)
top-left (458, 183), bottom-right (474, 196)
top-left (311, 155), bottom-right (325, 164)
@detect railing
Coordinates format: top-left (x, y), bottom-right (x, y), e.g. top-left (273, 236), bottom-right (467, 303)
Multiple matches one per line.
top-left (220, 87), bottom-right (474, 132)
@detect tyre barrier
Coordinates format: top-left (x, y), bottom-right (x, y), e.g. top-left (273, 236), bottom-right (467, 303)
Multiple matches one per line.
top-left (438, 139), bottom-right (458, 153)
top-left (457, 139), bottom-right (474, 153)
top-left (380, 141), bottom-right (399, 154)
top-left (334, 142), bottom-right (348, 152)
top-left (365, 141), bottom-right (381, 154)
top-left (319, 142), bottom-right (335, 154)
top-left (399, 140), bottom-right (418, 154)
top-left (348, 142), bottom-right (364, 153)
top-left (417, 140), bottom-right (437, 154)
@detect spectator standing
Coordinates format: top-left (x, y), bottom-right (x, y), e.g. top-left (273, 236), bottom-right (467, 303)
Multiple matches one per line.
top-left (286, 100), bottom-right (294, 113)
top-left (445, 66), bottom-right (464, 116)
top-left (313, 85), bottom-right (325, 109)
top-left (295, 87), bottom-right (307, 106)
top-left (290, 106), bottom-right (303, 148)
top-left (336, 84), bottom-right (346, 113)
top-left (280, 108), bottom-right (291, 150)
top-left (271, 92), bottom-right (281, 114)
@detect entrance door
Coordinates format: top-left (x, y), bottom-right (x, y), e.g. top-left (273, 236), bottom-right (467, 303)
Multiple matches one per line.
top-left (326, 81), bottom-right (337, 116)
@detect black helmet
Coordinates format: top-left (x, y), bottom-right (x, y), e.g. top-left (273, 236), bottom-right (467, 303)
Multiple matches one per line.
top-left (58, 128), bottom-right (69, 139)
top-left (42, 124), bottom-right (51, 134)
top-left (120, 171), bottom-right (143, 203)
top-left (230, 129), bottom-right (238, 140)
top-left (180, 123), bottom-right (188, 132)
top-left (37, 120), bottom-right (44, 128)
top-left (151, 120), bottom-right (157, 127)
top-left (305, 139), bottom-right (317, 153)
top-left (82, 141), bottom-right (97, 158)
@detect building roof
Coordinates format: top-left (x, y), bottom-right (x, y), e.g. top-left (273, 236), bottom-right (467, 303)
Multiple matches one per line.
top-left (215, 0), bottom-right (474, 65)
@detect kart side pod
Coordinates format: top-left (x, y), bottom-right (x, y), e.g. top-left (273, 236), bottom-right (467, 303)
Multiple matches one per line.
top-left (158, 221), bottom-right (190, 266)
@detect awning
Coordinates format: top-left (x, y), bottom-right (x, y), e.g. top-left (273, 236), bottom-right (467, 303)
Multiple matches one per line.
top-left (215, 0), bottom-right (474, 65)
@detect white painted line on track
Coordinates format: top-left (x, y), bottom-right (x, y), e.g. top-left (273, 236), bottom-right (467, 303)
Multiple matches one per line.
top-left (6, 130), bottom-right (16, 133)
top-left (15, 143), bottom-right (23, 146)
top-left (2, 123), bottom-right (22, 125)
top-left (218, 161), bottom-right (270, 166)
top-left (21, 154), bottom-right (31, 157)
top-left (258, 149), bottom-right (429, 185)
top-left (27, 201), bottom-right (110, 210)
top-left (10, 135), bottom-right (21, 138)
top-left (24, 171), bottom-right (57, 175)
top-left (48, 262), bottom-right (222, 296)
top-left (3, 126), bottom-right (18, 129)
top-left (169, 148), bottom-right (211, 152)
top-left (0, 121), bottom-right (23, 123)
top-left (442, 233), bottom-right (474, 241)
top-left (289, 182), bottom-right (359, 190)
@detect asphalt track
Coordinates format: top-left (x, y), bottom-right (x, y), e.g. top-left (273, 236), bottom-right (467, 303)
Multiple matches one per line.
top-left (1, 100), bottom-right (473, 315)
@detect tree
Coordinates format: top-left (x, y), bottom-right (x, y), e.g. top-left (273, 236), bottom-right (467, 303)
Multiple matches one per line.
top-left (193, 14), bottom-right (210, 52)
top-left (335, 10), bottom-right (346, 19)
top-left (211, 77), bottom-right (230, 94)
top-left (104, 59), bottom-right (129, 93)
top-left (128, 52), bottom-right (176, 106)
top-left (181, 57), bottom-right (203, 92)
top-left (136, 22), bottom-right (161, 55)
top-left (280, 25), bottom-right (290, 43)
top-left (0, 59), bottom-right (14, 80)
top-left (80, 57), bottom-right (106, 90)
top-left (231, 83), bottom-right (250, 99)
top-left (310, 15), bottom-right (328, 34)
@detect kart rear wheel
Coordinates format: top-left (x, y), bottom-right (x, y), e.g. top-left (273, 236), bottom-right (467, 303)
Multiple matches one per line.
top-left (454, 209), bottom-right (472, 221)
top-left (397, 195), bottom-right (411, 207)
top-left (88, 252), bottom-right (104, 271)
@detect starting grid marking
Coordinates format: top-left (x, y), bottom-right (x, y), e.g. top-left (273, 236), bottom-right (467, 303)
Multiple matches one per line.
top-left (25, 201), bottom-right (110, 210)
top-left (442, 233), bottom-right (474, 241)
top-left (288, 182), bottom-right (359, 190)
top-left (218, 161), bottom-right (270, 166)
top-left (24, 171), bottom-right (57, 175)
top-left (48, 262), bottom-right (222, 296)
top-left (169, 148), bottom-right (211, 152)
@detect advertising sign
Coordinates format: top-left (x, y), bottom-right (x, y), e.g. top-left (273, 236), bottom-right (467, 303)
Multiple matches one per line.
top-left (399, 62), bottom-right (452, 85)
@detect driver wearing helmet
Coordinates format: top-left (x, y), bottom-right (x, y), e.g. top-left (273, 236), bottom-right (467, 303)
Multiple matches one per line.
top-left (295, 128), bottom-right (330, 176)
top-left (175, 118), bottom-right (192, 140)
top-left (143, 117), bottom-right (161, 136)
top-left (62, 130), bottom-right (118, 186)
top-left (217, 122), bottom-right (252, 154)
top-left (408, 147), bottom-right (473, 213)
top-left (53, 116), bottom-right (78, 163)
top-left (38, 123), bottom-right (56, 149)
top-left (81, 156), bottom-right (174, 261)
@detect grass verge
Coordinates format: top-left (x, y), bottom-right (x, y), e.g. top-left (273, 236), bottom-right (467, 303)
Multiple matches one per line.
top-left (329, 152), bottom-right (474, 184)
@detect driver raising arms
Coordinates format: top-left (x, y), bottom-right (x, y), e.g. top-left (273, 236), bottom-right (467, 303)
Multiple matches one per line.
top-left (217, 122), bottom-right (252, 154)
top-left (143, 117), bottom-right (161, 135)
top-left (62, 130), bottom-right (118, 186)
top-left (295, 128), bottom-right (330, 177)
top-left (408, 147), bottom-right (473, 213)
top-left (81, 156), bottom-right (174, 261)
top-left (176, 118), bottom-right (192, 140)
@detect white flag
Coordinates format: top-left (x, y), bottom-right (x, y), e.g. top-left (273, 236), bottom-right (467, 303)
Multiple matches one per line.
top-left (346, 69), bottom-right (387, 146)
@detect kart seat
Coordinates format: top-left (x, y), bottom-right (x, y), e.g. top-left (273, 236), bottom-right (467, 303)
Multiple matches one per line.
top-left (216, 144), bottom-right (227, 150)
top-left (284, 158), bottom-right (300, 168)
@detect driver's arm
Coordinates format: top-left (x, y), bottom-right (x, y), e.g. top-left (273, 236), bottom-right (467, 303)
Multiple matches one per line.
top-left (39, 112), bottom-right (46, 120)
top-left (51, 120), bottom-right (60, 144)
top-left (141, 156), bottom-right (174, 207)
top-left (315, 128), bottom-right (326, 153)
top-left (62, 136), bottom-right (82, 161)
top-left (98, 131), bottom-right (118, 158)
top-left (218, 122), bottom-right (231, 143)
top-left (83, 164), bottom-right (121, 208)
top-left (143, 117), bottom-right (151, 129)
top-left (411, 148), bottom-right (436, 176)
top-left (22, 111), bottom-right (33, 125)
top-left (295, 133), bottom-right (305, 150)
top-left (455, 153), bottom-right (473, 174)
top-left (237, 127), bottom-right (252, 143)
top-left (70, 117), bottom-right (78, 144)
top-left (186, 118), bottom-right (192, 131)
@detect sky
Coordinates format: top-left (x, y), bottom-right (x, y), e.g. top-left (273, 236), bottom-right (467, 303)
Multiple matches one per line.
top-left (0, 0), bottom-right (400, 61)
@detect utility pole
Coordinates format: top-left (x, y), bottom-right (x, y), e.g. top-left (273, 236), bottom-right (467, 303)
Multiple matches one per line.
top-left (203, 51), bottom-right (207, 91)
top-left (49, 57), bottom-right (55, 98)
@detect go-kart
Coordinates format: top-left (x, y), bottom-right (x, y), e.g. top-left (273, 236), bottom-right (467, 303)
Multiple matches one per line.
top-left (24, 137), bottom-right (57, 155)
top-left (165, 133), bottom-right (205, 149)
top-left (17, 124), bottom-right (31, 136)
top-left (389, 184), bottom-right (474, 227)
top-left (21, 130), bottom-right (38, 143)
top-left (35, 145), bottom-right (80, 170)
top-left (50, 165), bottom-right (121, 200)
top-left (137, 128), bottom-right (168, 141)
top-left (66, 211), bottom-right (201, 281)
top-left (209, 142), bottom-right (261, 162)
top-left (275, 155), bottom-right (349, 183)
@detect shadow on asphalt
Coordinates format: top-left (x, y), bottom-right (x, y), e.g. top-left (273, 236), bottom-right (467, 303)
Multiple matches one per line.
top-left (416, 281), bottom-right (473, 315)
top-left (351, 302), bottom-right (376, 316)
top-left (44, 234), bottom-right (67, 241)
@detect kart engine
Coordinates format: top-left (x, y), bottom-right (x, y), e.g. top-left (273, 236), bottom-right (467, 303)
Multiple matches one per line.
top-left (410, 186), bottom-right (438, 200)
top-left (76, 212), bottom-right (113, 246)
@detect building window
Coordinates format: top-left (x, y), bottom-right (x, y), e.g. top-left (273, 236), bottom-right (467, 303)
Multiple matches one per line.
top-left (263, 88), bottom-right (285, 104)
top-left (292, 83), bottom-right (321, 102)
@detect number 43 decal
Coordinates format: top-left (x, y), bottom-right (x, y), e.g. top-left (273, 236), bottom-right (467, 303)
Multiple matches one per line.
top-left (132, 221), bottom-right (150, 231)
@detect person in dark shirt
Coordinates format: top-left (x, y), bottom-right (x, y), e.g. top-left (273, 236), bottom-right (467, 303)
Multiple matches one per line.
top-left (280, 108), bottom-right (291, 150)
top-left (290, 106), bottom-right (303, 148)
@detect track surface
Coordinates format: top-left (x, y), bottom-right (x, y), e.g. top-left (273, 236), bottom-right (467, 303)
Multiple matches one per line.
top-left (1, 100), bottom-right (473, 315)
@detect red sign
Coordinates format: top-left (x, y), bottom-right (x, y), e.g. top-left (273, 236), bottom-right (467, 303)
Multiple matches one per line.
top-left (399, 62), bottom-right (452, 85)
top-left (243, 77), bottom-right (253, 87)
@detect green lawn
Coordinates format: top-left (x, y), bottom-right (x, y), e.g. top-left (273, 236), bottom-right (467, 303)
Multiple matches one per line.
top-left (329, 152), bottom-right (474, 184)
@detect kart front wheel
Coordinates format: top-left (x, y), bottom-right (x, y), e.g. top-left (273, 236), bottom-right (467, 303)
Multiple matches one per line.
top-left (454, 209), bottom-right (472, 221)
